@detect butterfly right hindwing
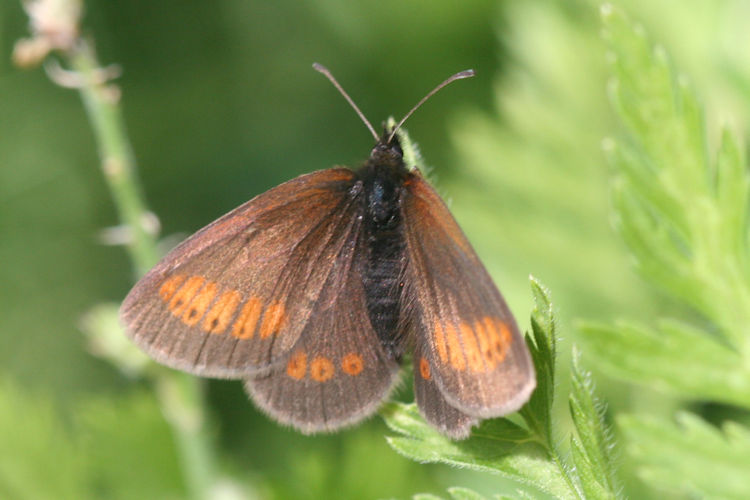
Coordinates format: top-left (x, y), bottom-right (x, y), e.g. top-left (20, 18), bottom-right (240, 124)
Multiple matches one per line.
top-left (412, 338), bottom-right (477, 439)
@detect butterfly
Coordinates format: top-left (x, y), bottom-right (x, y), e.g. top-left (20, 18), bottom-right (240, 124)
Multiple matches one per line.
top-left (120, 64), bottom-right (536, 439)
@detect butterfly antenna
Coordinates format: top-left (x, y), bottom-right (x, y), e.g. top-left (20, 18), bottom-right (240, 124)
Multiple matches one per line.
top-left (313, 63), bottom-right (379, 142)
top-left (387, 69), bottom-right (475, 144)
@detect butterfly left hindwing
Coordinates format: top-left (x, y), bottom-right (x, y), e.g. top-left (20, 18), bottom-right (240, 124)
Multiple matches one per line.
top-left (246, 221), bottom-right (400, 432)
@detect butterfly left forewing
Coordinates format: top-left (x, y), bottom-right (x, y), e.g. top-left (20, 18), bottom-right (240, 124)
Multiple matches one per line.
top-left (245, 226), bottom-right (401, 433)
top-left (402, 173), bottom-right (535, 419)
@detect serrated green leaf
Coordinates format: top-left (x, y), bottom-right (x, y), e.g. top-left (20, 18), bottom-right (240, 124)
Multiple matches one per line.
top-left (0, 380), bottom-right (88, 500)
top-left (447, 486), bottom-right (489, 500)
top-left (579, 319), bottom-right (750, 407)
top-left (569, 437), bottom-right (613, 500)
top-left (519, 276), bottom-right (555, 444)
top-left (383, 403), bottom-right (570, 499)
top-left (569, 349), bottom-right (621, 499)
top-left (619, 412), bottom-right (750, 499)
top-left (602, 4), bottom-right (750, 358)
top-left (413, 494), bottom-right (445, 500)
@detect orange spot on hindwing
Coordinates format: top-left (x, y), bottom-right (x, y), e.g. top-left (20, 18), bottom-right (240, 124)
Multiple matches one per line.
top-left (168, 276), bottom-right (206, 316)
top-left (286, 351), bottom-right (307, 380)
top-left (202, 290), bottom-right (241, 334)
top-left (231, 297), bottom-right (262, 339)
top-left (419, 357), bottom-right (431, 380)
top-left (341, 353), bottom-right (364, 376)
top-left (310, 357), bottom-right (335, 382)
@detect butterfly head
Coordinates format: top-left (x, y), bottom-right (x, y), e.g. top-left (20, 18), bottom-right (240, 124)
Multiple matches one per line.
top-left (368, 128), bottom-right (404, 169)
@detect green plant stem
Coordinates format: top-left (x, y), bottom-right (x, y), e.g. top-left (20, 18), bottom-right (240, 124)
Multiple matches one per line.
top-left (67, 39), bottom-right (156, 277)
top-left (64, 39), bottom-right (218, 500)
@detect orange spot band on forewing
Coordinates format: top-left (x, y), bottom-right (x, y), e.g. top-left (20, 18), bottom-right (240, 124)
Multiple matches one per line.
top-left (459, 322), bottom-right (485, 372)
top-left (444, 323), bottom-right (466, 371)
top-left (182, 282), bottom-right (218, 325)
top-left (202, 290), bottom-right (241, 334)
top-left (159, 274), bottom-right (186, 301)
top-left (483, 317), bottom-right (510, 364)
top-left (341, 353), bottom-right (364, 376)
top-left (497, 320), bottom-right (513, 361)
top-left (168, 276), bottom-right (206, 316)
top-left (259, 302), bottom-right (286, 338)
top-left (231, 297), bottom-right (262, 339)
top-left (286, 351), bottom-right (307, 380)
top-left (432, 321), bottom-right (449, 364)
top-left (419, 357), bottom-right (431, 380)
top-left (473, 319), bottom-right (494, 369)
top-left (310, 356), bottom-right (335, 382)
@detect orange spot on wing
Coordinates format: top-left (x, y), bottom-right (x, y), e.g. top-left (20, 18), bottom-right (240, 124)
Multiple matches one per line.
top-left (483, 317), bottom-right (511, 364)
top-left (259, 302), bottom-right (286, 338)
top-left (286, 351), bottom-right (307, 380)
top-left (341, 353), bottom-right (364, 376)
top-left (419, 357), bottom-right (431, 380)
top-left (182, 282), bottom-right (218, 325)
top-left (444, 323), bottom-right (466, 371)
top-left (433, 322), bottom-right (449, 364)
top-left (459, 322), bottom-right (485, 372)
top-left (168, 276), bottom-right (205, 316)
top-left (202, 290), bottom-right (241, 334)
top-left (231, 297), bottom-right (262, 339)
top-left (159, 274), bottom-right (186, 301)
top-left (473, 319), bottom-right (493, 368)
top-left (310, 356), bottom-right (335, 382)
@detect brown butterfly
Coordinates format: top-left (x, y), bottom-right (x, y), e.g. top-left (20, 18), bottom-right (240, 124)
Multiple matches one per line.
top-left (120, 64), bottom-right (535, 439)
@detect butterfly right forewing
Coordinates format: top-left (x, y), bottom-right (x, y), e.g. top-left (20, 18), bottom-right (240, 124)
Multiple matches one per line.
top-left (402, 172), bottom-right (535, 420)
top-left (120, 168), bottom-right (361, 378)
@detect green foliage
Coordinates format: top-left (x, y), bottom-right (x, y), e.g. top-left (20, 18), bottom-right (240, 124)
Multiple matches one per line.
top-left (0, 382), bottom-right (88, 500)
top-left (0, 380), bottom-right (185, 500)
top-left (620, 412), bottom-right (750, 500)
top-left (385, 278), bottom-right (622, 499)
top-left (575, 5), bottom-right (750, 498)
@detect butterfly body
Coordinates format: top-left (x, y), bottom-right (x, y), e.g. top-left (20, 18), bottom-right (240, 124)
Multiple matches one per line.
top-left (358, 137), bottom-right (410, 359)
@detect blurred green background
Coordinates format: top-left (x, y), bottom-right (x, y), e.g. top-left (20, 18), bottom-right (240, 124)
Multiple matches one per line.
top-left (2, 0), bottom-right (750, 498)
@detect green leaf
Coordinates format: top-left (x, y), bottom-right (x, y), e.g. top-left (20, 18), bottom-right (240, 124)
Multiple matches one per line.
top-left (383, 402), bottom-right (570, 499)
top-left (413, 494), bottom-right (445, 500)
top-left (77, 391), bottom-right (186, 500)
top-left (619, 412), bottom-right (750, 499)
top-left (601, 4), bottom-right (750, 357)
top-left (0, 380), bottom-right (88, 500)
top-left (568, 348), bottom-right (621, 500)
top-left (447, 486), bottom-right (489, 500)
top-left (578, 320), bottom-right (750, 407)
top-left (519, 276), bottom-right (556, 444)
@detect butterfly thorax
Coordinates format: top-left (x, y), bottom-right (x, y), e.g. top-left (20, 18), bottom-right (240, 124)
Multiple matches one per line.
top-left (356, 136), bottom-right (411, 359)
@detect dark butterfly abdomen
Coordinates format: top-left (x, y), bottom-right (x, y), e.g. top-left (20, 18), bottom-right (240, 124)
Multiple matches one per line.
top-left (358, 144), bottom-right (409, 359)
